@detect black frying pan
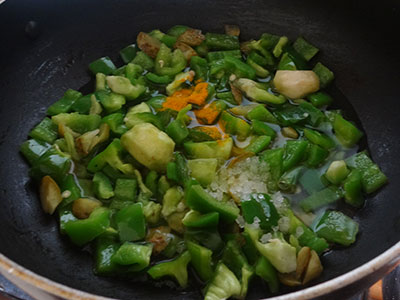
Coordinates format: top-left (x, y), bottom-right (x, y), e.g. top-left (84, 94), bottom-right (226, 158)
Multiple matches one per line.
top-left (0, 0), bottom-right (399, 299)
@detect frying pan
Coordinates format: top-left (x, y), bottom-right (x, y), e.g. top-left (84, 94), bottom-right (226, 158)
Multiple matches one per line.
top-left (0, 0), bottom-right (399, 299)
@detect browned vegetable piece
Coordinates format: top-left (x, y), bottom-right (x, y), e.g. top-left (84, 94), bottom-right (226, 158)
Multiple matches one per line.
top-left (72, 198), bottom-right (102, 219)
top-left (58, 123), bottom-right (79, 138)
top-left (296, 246), bottom-right (311, 279)
top-left (281, 127), bottom-right (299, 139)
top-left (224, 24), bottom-right (240, 36)
top-left (76, 123), bottom-right (110, 156)
top-left (174, 41), bottom-right (198, 61)
top-left (177, 28), bottom-right (205, 46)
top-left (229, 82), bottom-right (243, 104)
top-left (278, 272), bottom-right (301, 287)
top-left (40, 176), bottom-right (63, 214)
top-left (240, 41), bottom-right (252, 54)
top-left (146, 226), bottom-right (171, 255)
top-left (302, 250), bottom-right (323, 284)
top-left (166, 211), bottom-right (187, 234)
top-left (137, 32), bottom-right (161, 58)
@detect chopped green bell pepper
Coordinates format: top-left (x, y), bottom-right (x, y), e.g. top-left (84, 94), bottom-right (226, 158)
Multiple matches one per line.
top-left (29, 148), bottom-right (71, 183)
top-left (233, 78), bottom-right (286, 105)
top-left (64, 207), bottom-right (110, 246)
top-left (132, 51), bottom-right (154, 70)
top-left (303, 128), bottom-right (335, 150)
top-left (300, 186), bottom-right (343, 212)
top-left (343, 170), bottom-right (364, 207)
top-left (47, 89), bottom-right (83, 116)
top-left (52, 113), bottom-right (101, 134)
top-left (20, 139), bottom-right (51, 165)
top-left (119, 44), bottom-right (137, 64)
top-left (29, 117), bottom-right (58, 144)
top-left (204, 262), bottom-right (241, 300)
top-left (313, 62), bottom-right (334, 88)
top-left (307, 91), bottom-right (333, 108)
top-left (89, 57), bottom-right (117, 75)
top-left (106, 76), bottom-right (146, 100)
top-left (255, 256), bottom-right (279, 293)
top-left (88, 138), bottom-right (134, 175)
top-left (293, 37), bottom-right (319, 61)
top-left (102, 113), bottom-right (128, 135)
top-left (346, 152), bottom-right (387, 194)
top-left (220, 111), bottom-right (251, 140)
top-left (261, 148), bottom-right (284, 191)
top-left (183, 210), bottom-right (219, 228)
top-left (115, 203), bottom-right (146, 242)
top-left (314, 210), bottom-right (359, 246)
top-left (186, 184), bottom-right (239, 223)
top-left (186, 240), bottom-right (214, 282)
top-left (306, 144), bottom-right (329, 168)
top-left (147, 251), bottom-right (191, 288)
top-left (333, 114), bottom-right (363, 148)
top-left (241, 193), bottom-right (279, 231)
top-left (247, 104), bottom-right (278, 124)
top-left (111, 242), bottom-right (152, 271)
top-left (154, 44), bottom-right (186, 76)
top-left (93, 172), bottom-right (114, 200)
top-left (166, 119), bottom-right (189, 144)
top-left (282, 140), bottom-right (309, 172)
top-left (245, 135), bottom-right (271, 154)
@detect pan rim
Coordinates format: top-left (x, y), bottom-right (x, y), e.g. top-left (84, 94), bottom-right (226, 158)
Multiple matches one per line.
top-left (0, 242), bottom-right (399, 300)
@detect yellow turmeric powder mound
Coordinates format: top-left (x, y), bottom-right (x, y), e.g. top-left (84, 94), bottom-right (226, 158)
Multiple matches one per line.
top-left (196, 126), bottom-right (222, 140)
top-left (187, 82), bottom-right (209, 106)
top-left (194, 101), bottom-right (220, 124)
top-left (161, 82), bottom-right (209, 112)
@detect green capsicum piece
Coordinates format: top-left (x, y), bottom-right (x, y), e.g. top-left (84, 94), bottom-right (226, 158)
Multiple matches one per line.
top-left (154, 44), bottom-right (186, 76)
top-left (303, 128), bottom-right (335, 150)
top-left (184, 138), bottom-right (233, 162)
top-left (147, 251), bottom-right (191, 288)
top-left (47, 89), bottom-right (83, 116)
top-left (261, 148), bottom-right (284, 192)
top-left (241, 193), bottom-right (279, 231)
top-left (186, 184), bottom-right (240, 223)
top-left (284, 209), bottom-right (329, 254)
top-left (343, 170), bottom-right (364, 207)
top-left (187, 158), bottom-right (218, 187)
top-left (233, 78), bottom-right (286, 105)
top-left (28, 117), bottom-right (58, 144)
top-left (52, 113), bottom-right (101, 134)
top-left (222, 239), bottom-right (254, 299)
top-left (313, 62), bottom-right (334, 88)
top-left (204, 262), bottom-right (241, 300)
top-left (106, 76), bottom-right (146, 100)
top-left (93, 172), bottom-right (114, 200)
top-left (186, 240), bottom-right (214, 282)
top-left (20, 139), bottom-right (51, 165)
top-left (132, 51), bottom-right (155, 70)
top-left (88, 139), bottom-right (135, 175)
top-left (94, 229), bottom-right (123, 276)
top-left (245, 135), bottom-right (271, 154)
top-left (219, 111), bottom-right (251, 141)
top-left (306, 144), bottom-right (329, 168)
top-left (29, 147), bottom-right (71, 183)
top-left (102, 113), bottom-right (128, 135)
top-left (89, 57), bottom-right (117, 75)
top-left (345, 152), bottom-right (387, 194)
top-left (115, 203), bottom-right (146, 242)
top-left (111, 242), bottom-right (152, 271)
top-left (205, 33), bottom-right (240, 50)
top-left (307, 91), bottom-right (333, 108)
top-left (246, 104), bottom-right (279, 124)
top-left (333, 114), bottom-right (363, 148)
top-left (255, 256), bottom-right (279, 293)
top-left (119, 44), bottom-right (137, 64)
top-left (182, 210), bottom-right (219, 228)
top-left (299, 186), bottom-right (343, 212)
top-left (282, 140), bottom-right (309, 172)
top-left (313, 210), bottom-right (359, 246)
top-left (64, 207), bottom-right (110, 246)
top-left (245, 225), bottom-right (297, 274)
top-left (224, 55), bottom-right (256, 79)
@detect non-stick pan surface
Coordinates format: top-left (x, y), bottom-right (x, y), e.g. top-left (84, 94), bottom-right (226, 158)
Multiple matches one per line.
top-left (0, 0), bottom-right (399, 299)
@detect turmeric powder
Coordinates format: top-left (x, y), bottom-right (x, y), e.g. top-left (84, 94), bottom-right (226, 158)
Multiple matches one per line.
top-left (196, 126), bottom-right (222, 140)
top-left (194, 102), bottom-right (220, 125)
top-left (161, 82), bottom-right (209, 112)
